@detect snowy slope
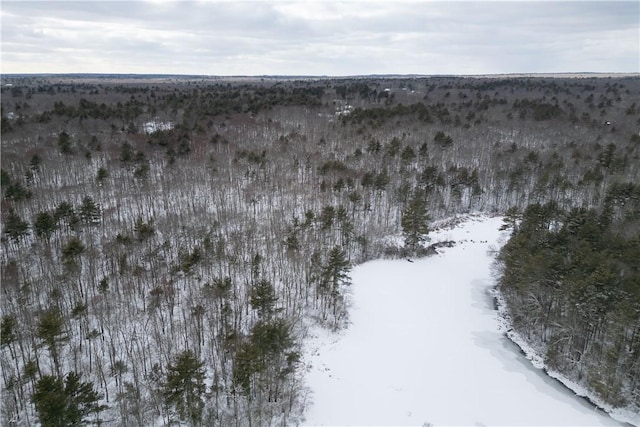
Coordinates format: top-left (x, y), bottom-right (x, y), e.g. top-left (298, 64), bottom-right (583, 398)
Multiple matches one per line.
top-left (302, 215), bottom-right (622, 426)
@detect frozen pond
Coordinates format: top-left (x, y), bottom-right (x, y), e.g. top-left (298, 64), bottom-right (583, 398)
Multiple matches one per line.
top-left (302, 216), bottom-right (621, 426)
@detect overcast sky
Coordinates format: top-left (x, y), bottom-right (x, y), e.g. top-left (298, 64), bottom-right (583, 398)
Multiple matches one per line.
top-left (1, 0), bottom-right (638, 76)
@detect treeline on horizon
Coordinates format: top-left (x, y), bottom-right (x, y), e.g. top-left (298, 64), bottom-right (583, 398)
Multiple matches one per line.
top-left (1, 74), bottom-right (639, 425)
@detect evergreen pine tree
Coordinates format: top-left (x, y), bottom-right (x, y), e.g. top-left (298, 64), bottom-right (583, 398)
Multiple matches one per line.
top-left (163, 350), bottom-right (206, 423)
top-left (55, 201), bottom-right (81, 231)
top-left (3, 208), bottom-right (30, 242)
top-left (401, 191), bottom-right (430, 253)
top-left (120, 142), bottom-right (134, 163)
top-left (57, 131), bottom-right (72, 155)
top-left (33, 211), bottom-right (57, 241)
top-left (250, 279), bottom-right (278, 319)
top-left (0, 168), bottom-right (11, 188)
top-left (96, 167), bottom-right (108, 184)
top-left (233, 318), bottom-right (296, 399)
top-left (322, 246), bottom-right (351, 295)
top-left (1, 314), bottom-right (17, 346)
top-left (29, 154), bottom-right (42, 171)
top-left (33, 372), bottom-right (106, 426)
top-left (4, 181), bottom-right (32, 201)
top-left (61, 237), bottom-right (85, 265)
top-left (134, 216), bottom-right (155, 241)
top-left (79, 196), bottom-right (100, 226)
top-left (36, 308), bottom-right (66, 375)
top-left (320, 246), bottom-right (352, 324)
top-left (32, 375), bottom-right (66, 426)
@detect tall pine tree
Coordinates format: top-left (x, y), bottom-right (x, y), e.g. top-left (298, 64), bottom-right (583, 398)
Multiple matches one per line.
top-left (3, 208), bottom-right (29, 243)
top-left (32, 372), bottom-right (106, 426)
top-left (163, 350), bottom-right (206, 424)
top-left (401, 191), bottom-right (430, 253)
top-left (79, 196), bottom-right (100, 226)
top-left (320, 246), bottom-right (352, 324)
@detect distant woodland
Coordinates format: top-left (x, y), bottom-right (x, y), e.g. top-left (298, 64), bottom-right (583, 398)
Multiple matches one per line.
top-left (1, 74), bottom-right (639, 425)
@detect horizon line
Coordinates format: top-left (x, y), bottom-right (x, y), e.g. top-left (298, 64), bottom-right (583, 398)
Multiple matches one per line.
top-left (2, 72), bottom-right (639, 79)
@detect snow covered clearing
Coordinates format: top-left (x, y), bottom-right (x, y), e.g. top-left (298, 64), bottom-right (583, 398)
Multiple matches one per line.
top-left (302, 215), bottom-right (624, 426)
top-left (142, 119), bottom-right (173, 134)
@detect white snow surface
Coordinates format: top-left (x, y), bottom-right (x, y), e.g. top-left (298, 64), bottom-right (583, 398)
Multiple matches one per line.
top-left (302, 215), bottom-right (624, 427)
top-left (142, 119), bottom-right (173, 134)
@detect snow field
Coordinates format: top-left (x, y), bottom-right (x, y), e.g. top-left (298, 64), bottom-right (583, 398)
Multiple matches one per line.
top-left (302, 215), bottom-right (622, 426)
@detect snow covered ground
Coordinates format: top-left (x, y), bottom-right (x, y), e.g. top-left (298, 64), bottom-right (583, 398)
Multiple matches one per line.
top-left (302, 215), bottom-right (624, 426)
top-left (142, 119), bottom-right (173, 133)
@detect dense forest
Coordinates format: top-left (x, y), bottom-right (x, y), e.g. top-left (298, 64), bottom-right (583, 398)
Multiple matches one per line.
top-left (497, 185), bottom-right (640, 411)
top-left (1, 74), bottom-right (639, 425)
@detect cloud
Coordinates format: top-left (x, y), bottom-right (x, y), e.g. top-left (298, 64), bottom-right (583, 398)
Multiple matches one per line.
top-left (1, 0), bottom-right (638, 75)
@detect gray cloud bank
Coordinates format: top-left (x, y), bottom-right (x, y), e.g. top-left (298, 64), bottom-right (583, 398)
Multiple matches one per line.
top-left (1, 1), bottom-right (638, 75)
